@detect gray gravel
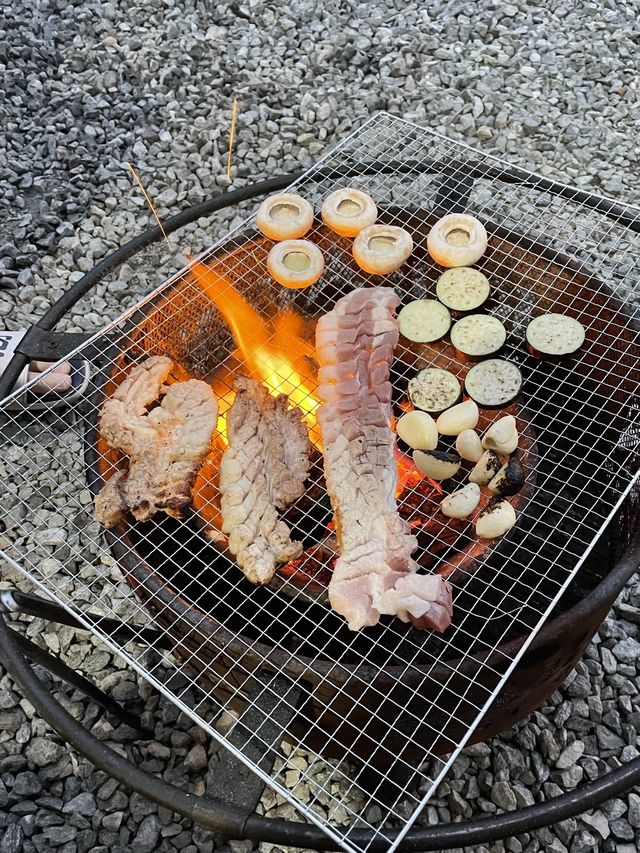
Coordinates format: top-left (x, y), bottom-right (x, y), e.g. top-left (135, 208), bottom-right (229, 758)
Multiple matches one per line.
top-left (1, 1), bottom-right (639, 852)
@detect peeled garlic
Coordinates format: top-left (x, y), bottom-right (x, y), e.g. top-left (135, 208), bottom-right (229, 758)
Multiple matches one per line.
top-left (488, 454), bottom-right (526, 497)
top-left (482, 415), bottom-right (518, 455)
top-left (436, 399), bottom-right (479, 436)
top-left (413, 449), bottom-right (461, 480)
top-left (475, 499), bottom-right (516, 539)
top-left (456, 429), bottom-right (484, 463)
top-left (469, 450), bottom-right (502, 485)
top-left (440, 482), bottom-right (481, 519)
top-left (396, 410), bottom-right (438, 451)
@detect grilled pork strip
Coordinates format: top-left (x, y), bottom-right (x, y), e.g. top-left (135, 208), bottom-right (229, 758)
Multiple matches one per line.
top-left (220, 376), bottom-right (310, 584)
top-left (95, 356), bottom-right (217, 527)
top-left (316, 287), bottom-right (453, 632)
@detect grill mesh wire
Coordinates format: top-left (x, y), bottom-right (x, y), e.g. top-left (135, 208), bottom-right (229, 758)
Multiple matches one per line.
top-left (1, 114), bottom-right (639, 853)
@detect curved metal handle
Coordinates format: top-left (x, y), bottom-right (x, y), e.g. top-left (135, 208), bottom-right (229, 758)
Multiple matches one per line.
top-left (1, 612), bottom-right (639, 851)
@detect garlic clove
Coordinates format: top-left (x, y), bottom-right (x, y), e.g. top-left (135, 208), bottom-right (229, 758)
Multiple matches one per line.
top-left (413, 449), bottom-right (461, 480)
top-left (256, 193), bottom-right (314, 241)
top-left (396, 410), bottom-right (438, 450)
top-left (321, 188), bottom-right (377, 237)
top-left (469, 449), bottom-right (502, 485)
top-left (436, 399), bottom-right (479, 436)
top-left (475, 499), bottom-right (516, 539)
top-left (352, 224), bottom-right (413, 275)
top-left (488, 453), bottom-right (526, 497)
top-left (482, 415), bottom-right (519, 454)
top-left (440, 482), bottom-right (481, 519)
top-left (455, 429), bottom-right (484, 463)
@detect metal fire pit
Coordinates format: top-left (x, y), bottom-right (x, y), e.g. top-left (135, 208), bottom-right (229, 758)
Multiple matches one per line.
top-left (1, 114), bottom-right (639, 853)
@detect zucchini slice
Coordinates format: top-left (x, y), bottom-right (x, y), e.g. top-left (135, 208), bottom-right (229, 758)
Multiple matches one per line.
top-left (526, 313), bottom-right (585, 359)
top-left (464, 358), bottom-right (523, 408)
top-left (398, 299), bottom-right (451, 343)
top-left (435, 268), bottom-right (490, 315)
top-left (408, 368), bottom-right (462, 414)
top-left (450, 314), bottom-right (506, 361)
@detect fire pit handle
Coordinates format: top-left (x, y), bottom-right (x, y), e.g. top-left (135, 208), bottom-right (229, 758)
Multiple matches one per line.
top-left (2, 606), bottom-right (640, 850)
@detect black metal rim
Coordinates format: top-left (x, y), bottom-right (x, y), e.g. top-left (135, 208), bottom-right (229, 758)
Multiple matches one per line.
top-left (2, 157), bottom-right (640, 848)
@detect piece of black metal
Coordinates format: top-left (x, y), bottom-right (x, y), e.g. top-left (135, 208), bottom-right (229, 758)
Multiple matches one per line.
top-left (14, 328), bottom-right (92, 362)
top-left (208, 674), bottom-right (303, 814)
top-left (0, 589), bottom-right (171, 651)
top-left (9, 627), bottom-right (143, 730)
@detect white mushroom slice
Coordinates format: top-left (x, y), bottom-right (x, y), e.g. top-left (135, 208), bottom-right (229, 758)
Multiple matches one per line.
top-left (475, 499), bottom-right (516, 539)
top-left (482, 415), bottom-right (519, 454)
top-left (427, 214), bottom-right (488, 268)
top-left (321, 188), bottom-right (377, 237)
top-left (455, 429), bottom-right (484, 463)
top-left (436, 399), bottom-right (480, 436)
top-left (413, 449), bottom-right (461, 481)
top-left (352, 224), bottom-right (413, 275)
top-left (396, 410), bottom-right (438, 451)
top-left (469, 450), bottom-right (502, 485)
top-left (440, 482), bottom-right (481, 519)
top-left (256, 193), bottom-right (314, 241)
top-left (398, 299), bottom-right (451, 343)
top-left (266, 240), bottom-right (324, 289)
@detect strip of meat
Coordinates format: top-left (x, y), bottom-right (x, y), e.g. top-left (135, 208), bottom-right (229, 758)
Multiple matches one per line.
top-left (95, 356), bottom-right (217, 527)
top-left (316, 287), bottom-right (453, 633)
top-left (220, 377), bottom-right (310, 584)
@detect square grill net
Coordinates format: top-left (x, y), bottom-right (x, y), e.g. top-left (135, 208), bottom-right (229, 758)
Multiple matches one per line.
top-left (1, 114), bottom-right (639, 853)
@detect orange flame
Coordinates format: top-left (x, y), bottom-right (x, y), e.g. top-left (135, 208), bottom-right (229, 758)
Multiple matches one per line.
top-left (189, 258), bottom-right (322, 449)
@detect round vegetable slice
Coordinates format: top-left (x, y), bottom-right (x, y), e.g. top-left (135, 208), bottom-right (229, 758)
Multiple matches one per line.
top-left (427, 214), bottom-right (488, 268)
top-left (266, 240), bottom-right (324, 289)
top-left (321, 188), bottom-right (377, 237)
top-left (256, 193), bottom-right (314, 241)
top-left (464, 358), bottom-right (523, 408)
top-left (450, 314), bottom-right (506, 361)
top-left (435, 267), bottom-right (490, 315)
top-left (352, 224), bottom-right (413, 275)
top-left (408, 368), bottom-right (461, 414)
top-left (526, 313), bottom-right (585, 359)
top-left (398, 299), bottom-right (451, 343)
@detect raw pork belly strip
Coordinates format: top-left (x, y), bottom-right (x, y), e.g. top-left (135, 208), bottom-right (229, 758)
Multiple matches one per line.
top-left (220, 376), bottom-right (311, 585)
top-left (96, 355), bottom-right (218, 527)
top-left (316, 287), bottom-right (453, 632)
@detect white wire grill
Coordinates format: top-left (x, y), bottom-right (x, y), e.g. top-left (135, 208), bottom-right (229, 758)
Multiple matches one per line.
top-left (1, 113), bottom-right (639, 853)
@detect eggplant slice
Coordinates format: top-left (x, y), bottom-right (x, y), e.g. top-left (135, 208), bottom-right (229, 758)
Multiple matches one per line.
top-left (464, 358), bottom-right (523, 408)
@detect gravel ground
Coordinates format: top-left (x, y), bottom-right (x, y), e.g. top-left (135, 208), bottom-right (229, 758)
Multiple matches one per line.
top-left (1, 1), bottom-right (639, 852)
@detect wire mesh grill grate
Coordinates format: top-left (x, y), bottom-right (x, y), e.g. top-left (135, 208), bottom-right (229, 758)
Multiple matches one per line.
top-left (1, 114), bottom-right (639, 853)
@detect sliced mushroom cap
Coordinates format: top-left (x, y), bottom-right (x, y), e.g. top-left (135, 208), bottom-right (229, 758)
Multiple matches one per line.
top-left (266, 240), bottom-right (324, 289)
top-left (256, 193), bottom-right (314, 241)
top-left (321, 188), bottom-right (377, 237)
top-left (427, 213), bottom-right (488, 268)
top-left (353, 224), bottom-right (413, 275)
